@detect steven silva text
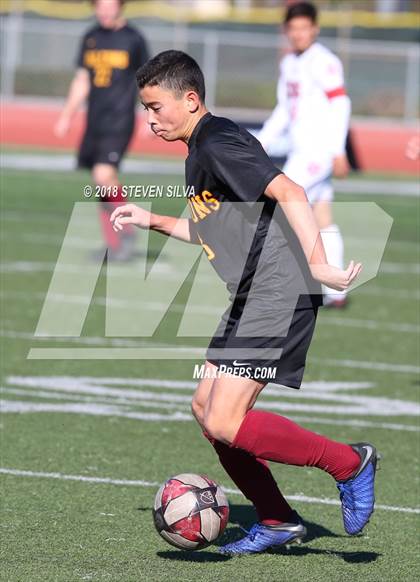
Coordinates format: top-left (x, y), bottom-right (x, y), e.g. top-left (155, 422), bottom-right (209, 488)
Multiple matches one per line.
top-left (193, 364), bottom-right (277, 381)
top-left (93, 185), bottom-right (195, 198)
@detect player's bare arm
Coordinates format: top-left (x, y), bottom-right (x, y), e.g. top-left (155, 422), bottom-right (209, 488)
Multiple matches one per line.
top-left (265, 173), bottom-right (362, 291)
top-left (332, 153), bottom-right (350, 178)
top-left (110, 203), bottom-right (199, 244)
top-left (55, 68), bottom-right (90, 138)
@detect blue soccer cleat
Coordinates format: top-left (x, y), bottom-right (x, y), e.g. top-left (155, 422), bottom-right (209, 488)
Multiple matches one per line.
top-left (218, 511), bottom-right (306, 555)
top-left (336, 442), bottom-right (378, 535)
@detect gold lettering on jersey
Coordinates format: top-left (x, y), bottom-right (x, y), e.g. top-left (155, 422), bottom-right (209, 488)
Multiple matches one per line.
top-left (192, 195), bottom-right (212, 219)
top-left (187, 199), bottom-right (199, 223)
top-left (197, 234), bottom-right (215, 261)
top-left (84, 50), bottom-right (129, 87)
top-left (202, 191), bottom-right (220, 211)
top-left (187, 190), bottom-right (220, 223)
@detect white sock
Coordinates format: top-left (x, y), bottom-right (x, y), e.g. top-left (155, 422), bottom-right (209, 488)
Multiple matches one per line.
top-left (320, 223), bottom-right (346, 303)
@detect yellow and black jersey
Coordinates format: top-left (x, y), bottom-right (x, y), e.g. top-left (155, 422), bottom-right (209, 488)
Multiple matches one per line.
top-left (77, 24), bottom-right (149, 135)
top-left (186, 113), bottom-right (322, 310)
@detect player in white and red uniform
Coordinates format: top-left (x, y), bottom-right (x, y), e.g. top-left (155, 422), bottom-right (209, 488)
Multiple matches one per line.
top-left (259, 1), bottom-right (351, 307)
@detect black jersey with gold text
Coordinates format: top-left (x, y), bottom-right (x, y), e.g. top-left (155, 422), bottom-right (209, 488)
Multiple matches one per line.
top-left (186, 113), bottom-right (323, 311)
top-left (77, 24), bottom-right (149, 135)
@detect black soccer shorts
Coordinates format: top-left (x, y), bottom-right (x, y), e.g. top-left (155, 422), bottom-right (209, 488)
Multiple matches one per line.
top-left (206, 304), bottom-right (318, 389)
top-left (77, 129), bottom-right (133, 170)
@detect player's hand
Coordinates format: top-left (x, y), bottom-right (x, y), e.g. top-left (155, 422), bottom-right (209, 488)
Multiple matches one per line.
top-left (332, 154), bottom-right (350, 178)
top-left (310, 260), bottom-right (362, 291)
top-left (54, 116), bottom-right (71, 138)
top-left (110, 203), bottom-right (152, 231)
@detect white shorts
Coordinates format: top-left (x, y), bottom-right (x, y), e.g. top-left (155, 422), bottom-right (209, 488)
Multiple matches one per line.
top-left (283, 154), bottom-right (333, 204)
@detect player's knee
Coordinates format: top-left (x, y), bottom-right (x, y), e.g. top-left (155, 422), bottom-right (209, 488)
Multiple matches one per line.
top-left (92, 165), bottom-right (116, 187)
top-left (203, 413), bottom-right (233, 445)
top-left (191, 397), bottom-right (204, 425)
top-left (92, 167), bottom-right (105, 185)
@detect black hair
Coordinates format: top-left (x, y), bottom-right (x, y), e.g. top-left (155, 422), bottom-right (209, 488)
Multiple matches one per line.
top-left (136, 50), bottom-right (206, 103)
top-left (284, 2), bottom-right (318, 24)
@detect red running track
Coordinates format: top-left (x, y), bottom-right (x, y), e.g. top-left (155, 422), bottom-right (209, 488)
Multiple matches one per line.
top-left (1, 101), bottom-right (418, 175)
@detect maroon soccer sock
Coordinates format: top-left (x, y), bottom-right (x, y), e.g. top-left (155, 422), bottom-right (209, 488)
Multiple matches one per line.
top-left (232, 410), bottom-right (360, 482)
top-left (98, 186), bottom-right (135, 250)
top-left (204, 433), bottom-right (293, 524)
top-left (99, 207), bottom-right (121, 250)
top-left (110, 187), bottom-right (135, 236)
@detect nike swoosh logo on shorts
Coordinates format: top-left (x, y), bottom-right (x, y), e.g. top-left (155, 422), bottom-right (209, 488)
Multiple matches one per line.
top-left (232, 360), bottom-right (252, 366)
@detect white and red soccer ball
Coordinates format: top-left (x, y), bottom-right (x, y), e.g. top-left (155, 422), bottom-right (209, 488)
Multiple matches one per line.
top-left (153, 473), bottom-right (229, 550)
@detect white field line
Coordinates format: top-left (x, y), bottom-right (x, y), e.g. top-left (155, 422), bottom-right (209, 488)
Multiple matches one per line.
top-left (0, 400), bottom-right (192, 422)
top-left (3, 231), bottom-right (419, 283)
top-left (2, 154), bottom-right (420, 197)
top-left (388, 240), bottom-right (420, 251)
top-left (3, 376), bottom-right (420, 429)
top-left (1, 283), bottom-right (419, 334)
top-left (6, 267), bottom-right (420, 301)
top-left (0, 291), bottom-right (223, 317)
top-left (0, 262), bottom-right (96, 274)
top-left (282, 417), bottom-right (420, 432)
top-left (3, 230), bottom-right (419, 256)
top-left (2, 375), bottom-right (373, 393)
top-left (2, 329), bottom-right (418, 374)
top-left (4, 380), bottom-right (193, 404)
top-left (318, 316), bottom-right (419, 334)
top-left (1, 259), bottom-right (419, 276)
top-left (0, 330), bottom-right (206, 353)
top-left (355, 286), bottom-right (420, 301)
top-left (1, 330), bottom-right (141, 347)
top-left (0, 154), bottom-right (185, 176)
top-left (42, 295), bottom-right (420, 334)
top-left (0, 232), bottom-right (99, 250)
top-left (330, 179), bottom-right (420, 198)
top-left (25, 347), bottom-right (420, 374)
top-left (2, 390), bottom-right (414, 418)
top-left (1, 211), bottom-right (70, 225)
top-left (30, 377), bottom-right (372, 392)
top-left (0, 467), bottom-right (419, 515)
top-left (4, 374), bottom-right (377, 394)
top-left (2, 228), bottom-right (419, 253)
top-left (309, 357), bottom-right (420, 374)
top-left (2, 282), bottom-right (419, 333)
top-left (0, 261), bottom-right (176, 279)
top-left (2, 393), bottom-right (418, 432)
top-left (1, 259), bottom-right (420, 277)
top-left (6, 375), bottom-right (200, 391)
top-left (1, 388), bottom-right (189, 412)
top-left (379, 262), bottom-right (420, 275)
top-left (6, 375), bottom-right (419, 416)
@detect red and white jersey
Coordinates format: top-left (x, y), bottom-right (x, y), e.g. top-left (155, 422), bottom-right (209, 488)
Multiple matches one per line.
top-left (259, 42), bottom-right (351, 158)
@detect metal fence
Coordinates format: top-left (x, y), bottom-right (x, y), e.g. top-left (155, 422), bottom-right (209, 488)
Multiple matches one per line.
top-left (1, 14), bottom-right (419, 121)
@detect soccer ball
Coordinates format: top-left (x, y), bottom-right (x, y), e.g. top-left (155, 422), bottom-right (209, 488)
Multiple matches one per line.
top-left (153, 473), bottom-right (229, 550)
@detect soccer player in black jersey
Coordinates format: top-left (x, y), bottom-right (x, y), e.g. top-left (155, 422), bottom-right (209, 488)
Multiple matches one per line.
top-left (55, 0), bottom-right (149, 260)
top-left (110, 50), bottom-right (378, 554)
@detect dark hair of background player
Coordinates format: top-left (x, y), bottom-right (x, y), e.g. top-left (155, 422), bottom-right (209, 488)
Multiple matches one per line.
top-left (136, 50), bottom-right (206, 103)
top-left (284, 1), bottom-right (318, 24)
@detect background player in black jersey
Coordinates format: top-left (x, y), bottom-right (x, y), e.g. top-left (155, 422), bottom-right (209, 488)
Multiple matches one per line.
top-left (110, 50), bottom-right (377, 555)
top-left (55, 0), bottom-right (149, 260)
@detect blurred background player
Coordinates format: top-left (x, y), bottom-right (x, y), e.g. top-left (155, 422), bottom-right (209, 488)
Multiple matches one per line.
top-left (259, 1), bottom-right (351, 308)
top-left (55, 0), bottom-right (149, 261)
top-left (405, 135), bottom-right (420, 160)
